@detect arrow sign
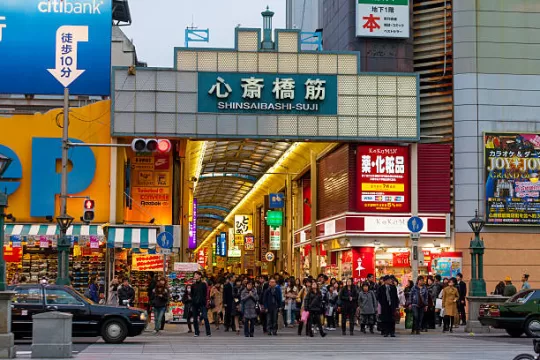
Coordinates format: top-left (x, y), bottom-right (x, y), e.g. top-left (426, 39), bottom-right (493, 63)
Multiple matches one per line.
top-left (48, 25), bottom-right (88, 88)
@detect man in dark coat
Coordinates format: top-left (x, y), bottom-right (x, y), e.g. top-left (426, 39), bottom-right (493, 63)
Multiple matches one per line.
top-left (191, 271), bottom-right (211, 337)
top-left (223, 274), bottom-right (236, 331)
top-left (377, 275), bottom-right (399, 337)
top-left (456, 273), bottom-right (467, 326)
top-left (263, 278), bottom-right (282, 336)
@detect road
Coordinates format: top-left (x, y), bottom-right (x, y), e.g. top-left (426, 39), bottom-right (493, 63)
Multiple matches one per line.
top-left (16, 325), bottom-right (535, 360)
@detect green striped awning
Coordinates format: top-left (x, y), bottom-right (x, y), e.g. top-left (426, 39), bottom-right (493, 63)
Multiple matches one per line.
top-left (106, 226), bottom-right (158, 249)
top-left (3, 224), bottom-right (104, 238)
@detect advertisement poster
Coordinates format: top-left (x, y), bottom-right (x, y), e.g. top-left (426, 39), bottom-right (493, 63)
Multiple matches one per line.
top-left (432, 255), bottom-right (462, 278)
top-left (188, 198), bottom-right (198, 249)
top-left (131, 254), bottom-right (164, 272)
top-left (269, 227), bottom-right (281, 251)
top-left (228, 228), bottom-right (241, 258)
top-left (244, 235), bottom-right (255, 251)
top-left (356, 0), bottom-right (410, 39)
top-left (234, 215), bottom-right (252, 246)
top-left (485, 133), bottom-right (540, 225)
top-left (357, 145), bottom-right (410, 212)
top-left (167, 271), bottom-right (195, 323)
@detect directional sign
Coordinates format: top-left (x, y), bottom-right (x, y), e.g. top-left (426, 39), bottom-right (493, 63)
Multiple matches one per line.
top-left (156, 231), bottom-right (174, 249)
top-left (0, 1), bottom-right (112, 95)
top-left (407, 216), bottom-right (424, 233)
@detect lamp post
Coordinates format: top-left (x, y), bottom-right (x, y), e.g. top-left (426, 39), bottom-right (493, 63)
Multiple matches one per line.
top-left (56, 214), bottom-right (74, 285)
top-left (0, 154), bottom-right (13, 291)
top-left (468, 209), bottom-right (486, 297)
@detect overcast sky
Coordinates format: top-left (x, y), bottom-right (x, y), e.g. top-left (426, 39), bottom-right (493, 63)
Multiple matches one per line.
top-left (122, 0), bottom-right (286, 68)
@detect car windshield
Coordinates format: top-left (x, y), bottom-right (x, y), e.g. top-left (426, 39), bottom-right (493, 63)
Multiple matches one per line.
top-left (70, 288), bottom-right (96, 305)
top-left (507, 290), bottom-right (535, 304)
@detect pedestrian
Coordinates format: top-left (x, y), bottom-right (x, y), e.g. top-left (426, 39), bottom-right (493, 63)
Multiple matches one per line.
top-left (117, 277), bottom-right (135, 307)
top-left (493, 281), bottom-right (506, 295)
top-left (108, 276), bottom-right (119, 306)
top-left (223, 274), bottom-right (236, 332)
top-left (297, 278), bottom-right (312, 336)
top-left (241, 281), bottom-right (259, 337)
top-left (233, 278), bottom-right (243, 335)
top-left (263, 278), bottom-right (281, 336)
top-left (409, 276), bottom-right (429, 335)
top-left (294, 278), bottom-right (303, 323)
top-left (304, 281), bottom-right (327, 337)
top-left (423, 276), bottom-right (437, 330)
top-left (86, 277), bottom-right (99, 303)
top-left (503, 276), bottom-right (517, 297)
top-left (358, 282), bottom-right (377, 334)
top-left (522, 274), bottom-right (531, 290)
top-left (181, 284), bottom-right (194, 333)
top-left (325, 282), bottom-right (338, 331)
top-left (152, 277), bottom-right (169, 335)
top-left (258, 276), bottom-right (269, 333)
top-left (456, 273), bottom-right (467, 326)
top-left (210, 282), bottom-right (223, 330)
top-left (441, 278), bottom-right (459, 333)
top-left (376, 275), bottom-right (399, 338)
top-left (339, 278), bottom-right (358, 336)
top-left (366, 273), bottom-right (379, 292)
top-left (146, 272), bottom-right (156, 324)
top-left (431, 275), bottom-right (443, 327)
top-left (284, 280), bottom-right (298, 328)
top-left (191, 271), bottom-right (211, 337)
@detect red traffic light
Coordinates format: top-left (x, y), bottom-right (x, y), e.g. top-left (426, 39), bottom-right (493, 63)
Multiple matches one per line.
top-left (157, 139), bottom-right (172, 153)
top-left (131, 138), bottom-right (171, 153)
top-left (84, 199), bottom-right (95, 210)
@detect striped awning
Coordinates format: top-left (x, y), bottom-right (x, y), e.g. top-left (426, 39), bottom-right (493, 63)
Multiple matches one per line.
top-left (3, 224), bottom-right (105, 238)
top-left (106, 226), bottom-right (158, 249)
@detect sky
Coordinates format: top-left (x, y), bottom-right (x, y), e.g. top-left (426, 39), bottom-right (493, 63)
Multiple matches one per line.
top-left (122, 0), bottom-right (286, 68)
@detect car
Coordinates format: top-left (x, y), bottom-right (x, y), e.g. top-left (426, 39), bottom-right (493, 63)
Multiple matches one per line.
top-left (10, 284), bottom-right (147, 344)
top-left (479, 289), bottom-right (540, 338)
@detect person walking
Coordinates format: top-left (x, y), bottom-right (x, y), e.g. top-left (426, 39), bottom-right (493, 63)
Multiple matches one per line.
top-left (241, 281), bottom-right (259, 337)
top-left (87, 277), bottom-right (99, 303)
top-left (377, 275), bottom-right (399, 338)
top-left (431, 275), bottom-right (443, 327)
top-left (456, 273), bottom-right (467, 326)
top-left (325, 282), bottom-right (339, 331)
top-left (284, 281), bottom-right (298, 328)
top-left (210, 282), bottom-right (223, 330)
top-left (358, 282), bottom-right (377, 334)
top-left (522, 274), bottom-right (531, 291)
top-left (339, 278), bottom-right (358, 336)
top-left (223, 274), bottom-right (236, 332)
top-left (107, 276), bottom-right (119, 306)
top-left (493, 281), bottom-right (506, 295)
top-left (297, 278), bottom-right (312, 336)
top-left (192, 271), bottom-right (211, 337)
top-left (232, 279), bottom-right (243, 335)
top-left (503, 276), bottom-right (517, 297)
top-left (409, 276), bottom-right (429, 335)
top-left (441, 278), bottom-right (459, 333)
top-left (263, 278), bottom-right (281, 336)
top-left (181, 284), bottom-right (194, 333)
top-left (146, 272), bottom-right (157, 326)
top-left (304, 281), bottom-right (327, 338)
top-left (151, 277), bottom-right (169, 335)
top-left (118, 277), bottom-right (135, 307)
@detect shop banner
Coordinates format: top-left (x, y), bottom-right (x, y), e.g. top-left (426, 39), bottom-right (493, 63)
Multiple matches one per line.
top-left (173, 263), bottom-right (199, 272)
top-left (4, 246), bottom-right (22, 263)
top-left (234, 215), bottom-right (252, 245)
top-left (189, 199), bottom-right (198, 249)
top-left (352, 247), bottom-right (375, 283)
top-left (392, 252), bottom-right (410, 267)
top-left (197, 248), bottom-right (208, 267)
top-left (228, 228), bottom-right (241, 257)
top-left (131, 254), bottom-right (164, 272)
top-left (485, 133), bottom-right (540, 225)
top-left (432, 252), bottom-right (462, 278)
top-left (356, 0), bottom-right (410, 39)
top-left (217, 232), bottom-right (227, 257)
top-left (244, 235), bottom-right (255, 251)
top-left (269, 227), bottom-right (281, 251)
top-left (357, 145), bottom-right (410, 213)
top-left (39, 235), bottom-right (49, 248)
top-left (90, 236), bottom-right (99, 249)
top-left (10, 235), bottom-right (21, 248)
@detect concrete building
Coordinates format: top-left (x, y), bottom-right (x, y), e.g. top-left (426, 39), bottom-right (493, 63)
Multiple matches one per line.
top-left (285, 0), bottom-right (323, 50)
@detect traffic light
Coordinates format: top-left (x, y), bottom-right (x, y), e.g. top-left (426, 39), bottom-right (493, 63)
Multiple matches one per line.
top-left (131, 138), bottom-right (172, 153)
top-left (83, 199), bottom-right (95, 222)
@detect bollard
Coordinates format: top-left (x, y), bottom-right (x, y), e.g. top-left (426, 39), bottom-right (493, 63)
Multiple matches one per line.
top-left (32, 312), bottom-right (72, 359)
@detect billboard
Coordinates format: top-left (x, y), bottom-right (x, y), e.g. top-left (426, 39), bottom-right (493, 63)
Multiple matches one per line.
top-left (356, 0), bottom-right (410, 39)
top-left (357, 145), bottom-right (410, 212)
top-left (0, 0), bottom-right (112, 95)
top-left (485, 133), bottom-right (540, 225)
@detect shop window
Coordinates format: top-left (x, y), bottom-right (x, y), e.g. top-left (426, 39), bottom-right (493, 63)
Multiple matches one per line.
top-left (13, 288), bottom-right (43, 304)
top-left (45, 289), bottom-right (84, 306)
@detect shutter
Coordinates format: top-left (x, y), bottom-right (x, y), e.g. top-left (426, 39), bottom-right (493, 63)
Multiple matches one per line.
top-left (418, 144), bottom-right (452, 213)
top-left (317, 144), bottom-right (350, 220)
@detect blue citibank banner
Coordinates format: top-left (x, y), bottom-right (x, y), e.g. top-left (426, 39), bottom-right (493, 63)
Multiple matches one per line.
top-left (0, 0), bottom-right (112, 96)
top-left (198, 72), bottom-right (338, 115)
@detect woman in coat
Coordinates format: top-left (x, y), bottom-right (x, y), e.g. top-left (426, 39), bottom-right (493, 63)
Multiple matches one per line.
top-left (152, 277), bottom-right (170, 335)
top-left (339, 278), bottom-right (358, 335)
top-left (304, 281), bottom-right (327, 338)
top-left (210, 283), bottom-right (224, 330)
top-left (181, 285), bottom-right (194, 333)
top-left (441, 277), bottom-right (459, 333)
top-left (358, 282), bottom-right (378, 333)
top-left (240, 281), bottom-right (259, 337)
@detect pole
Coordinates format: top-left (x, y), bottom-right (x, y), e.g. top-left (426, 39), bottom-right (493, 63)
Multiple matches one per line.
top-left (57, 87), bottom-right (70, 286)
top-left (410, 143), bottom-right (419, 281)
top-left (286, 174), bottom-right (292, 274)
top-left (0, 197), bottom-right (6, 291)
top-left (310, 151), bottom-right (318, 277)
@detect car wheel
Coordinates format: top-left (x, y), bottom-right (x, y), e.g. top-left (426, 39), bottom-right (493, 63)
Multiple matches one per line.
top-left (101, 318), bottom-right (128, 344)
top-left (525, 317), bottom-right (540, 338)
top-left (512, 355), bottom-right (535, 360)
top-left (506, 329), bottom-right (524, 338)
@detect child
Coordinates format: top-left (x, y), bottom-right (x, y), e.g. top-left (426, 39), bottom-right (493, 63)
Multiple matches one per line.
top-left (358, 282), bottom-right (378, 334)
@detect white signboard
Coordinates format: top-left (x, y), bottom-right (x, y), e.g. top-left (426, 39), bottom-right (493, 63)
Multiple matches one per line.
top-left (269, 227), bottom-right (281, 251)
top-left (356, 0), bottom-right (410, 39)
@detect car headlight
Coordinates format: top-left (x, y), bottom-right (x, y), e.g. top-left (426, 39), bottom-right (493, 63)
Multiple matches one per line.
top-left (140, 312), bottom-right (147, 321)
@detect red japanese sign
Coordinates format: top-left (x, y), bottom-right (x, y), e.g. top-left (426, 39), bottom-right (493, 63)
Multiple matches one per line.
top-left (3, 246), bottom-right (22, 263)
top-left (357, 145), bottom-right (410, 213)
top-left (392, 252), bottom-right (410, 267)
top-left (352, 247), bottom-right (375, 283)
top-left (197, 248), bottom-right (208, 267)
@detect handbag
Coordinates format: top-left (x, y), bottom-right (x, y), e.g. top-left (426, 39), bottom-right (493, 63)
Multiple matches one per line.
top-left (301, 309), bottom-right (310, 323)
top-left (165, 309), bottom-right (173, 322)
top-left (440, 308), bottom-right (445, 317)
top-left (207, 298), bottom-right (215, 309)
top-left (435, 298), bottom-right (443, 310)
top-left (325, 305), bottom-right (334, 317)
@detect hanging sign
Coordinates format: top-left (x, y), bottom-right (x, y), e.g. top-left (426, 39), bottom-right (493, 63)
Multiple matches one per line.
top-left (244, 235), bottom-right (255, 251)
top-left (269, 227), bottom-right (281, 251)
top-left (234, 214), bottom-right (252, 245)
top-left (131, 254), bottom-right (164, 272)
top-left (90, 235), bottom-right (99, 249)
top-left (10, 235), bottom-right (21, 248)
top-left (39, 235), bottom-right (49, 248)
top-left (356, 0), bottom-right (410, 39)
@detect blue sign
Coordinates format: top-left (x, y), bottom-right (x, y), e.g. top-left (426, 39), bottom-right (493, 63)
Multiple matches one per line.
top-left (0, 0), bottom-right (112, 95)
top-left (157, 231), bottom-right (174, 249)
top-left (198, 72), bottom-right (338, 115)
top-left (407, 216), bottom-right (424, 233)
top-left (269, 193), bottom-right (284, 209)
top-left (218, 232), bottom-right (227, 257)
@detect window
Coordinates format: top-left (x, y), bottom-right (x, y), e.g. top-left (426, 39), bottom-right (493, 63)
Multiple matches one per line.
top-left (45, 289), bottom-right (84, 306)
top-left (13, 288), bottom-right (43, 304)
top-left (508, 290), bottom-right (535, 304)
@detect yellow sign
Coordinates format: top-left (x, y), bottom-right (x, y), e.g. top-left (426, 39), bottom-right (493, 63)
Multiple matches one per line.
top-left (361, 183), bottom-right (405, 192)
top-left (234, 214), bottom-right (252, 245)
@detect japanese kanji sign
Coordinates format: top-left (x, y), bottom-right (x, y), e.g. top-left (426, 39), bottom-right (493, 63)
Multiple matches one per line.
top-left (357, 145), bottom-right (410, 213)
top-left (356, 0), bottom-right (410, 39)
top-left (199, 72), bottom-right (338, 115)
top-left (234, 214), bottom-right (253, 246)
top-left (132, 254), bottom-right (164, 272)
top-left (484, 132), bottom-right (540, 225)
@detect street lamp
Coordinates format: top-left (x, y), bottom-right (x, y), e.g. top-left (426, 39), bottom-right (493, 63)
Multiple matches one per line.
top-left (0, 154), bottom-right (13, 291)
top-left (56, 214), bottom-right (74, 285)
top-left (468, 209), bottom-right (486, 297)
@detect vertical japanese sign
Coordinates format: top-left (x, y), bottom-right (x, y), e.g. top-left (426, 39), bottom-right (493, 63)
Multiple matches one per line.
top-left (485, 133), bottom-right (540, 225)
top-left (269, 227), bottom-right (281, 251)
top-left (234, 214), bottom-right (252, 246)
top-left (244, 235), bottom-right (255, 251)
top-left (356, 0), bottom-right (410, 39)
top-left (188, 198), bottom-right (198, 249)
top-left (197, 248), bottom-right (207, 267)
top-left (357, 145), bottom-right (410, 212)
top-left (218, 232), bottom-right (227, 257)
top-left (227, 228), bottom-right (241, 257)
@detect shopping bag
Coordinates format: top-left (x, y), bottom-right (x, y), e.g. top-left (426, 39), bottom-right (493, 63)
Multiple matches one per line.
top-left (435, 298), bottom-right (443, 310)
top-left (325, 305), bottom-right (334, 317)
top-left (165, 310), bottom-right (173, 322)
top-left (277, 311), bottom-right (285, 330)
top-left (440, 308), bottom-right (445, 317)
top-left (301, 310), bottom-right (310, 323)
top-left (405, 308), bottom-right (413, 329)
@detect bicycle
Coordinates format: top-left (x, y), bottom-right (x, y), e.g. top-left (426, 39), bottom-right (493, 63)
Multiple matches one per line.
top-left (513, 339), bottom-right (540, 360)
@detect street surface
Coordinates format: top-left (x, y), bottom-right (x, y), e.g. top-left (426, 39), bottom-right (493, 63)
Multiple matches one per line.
top-left (15, 324), bottom-right (534, 360)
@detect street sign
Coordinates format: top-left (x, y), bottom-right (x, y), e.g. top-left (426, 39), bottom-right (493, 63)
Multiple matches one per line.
top-left (0, 1), bottom-right (112, 95)
top-left (410, 232), bottom-right (420, 240)
top-left (158, 248), bottom-right (172, 255)
top-left (407, 216), bottom-right (424, 233)
top-left (269, 193), bottom-right (284, 208)
top-left (156, 231), bottom-right (174, 249)
top-left (265, 252), bottom-right (275, 262)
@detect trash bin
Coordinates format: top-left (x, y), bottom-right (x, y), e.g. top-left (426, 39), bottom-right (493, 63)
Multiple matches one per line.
top-left (32, 312), bottom-right (72, 359)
